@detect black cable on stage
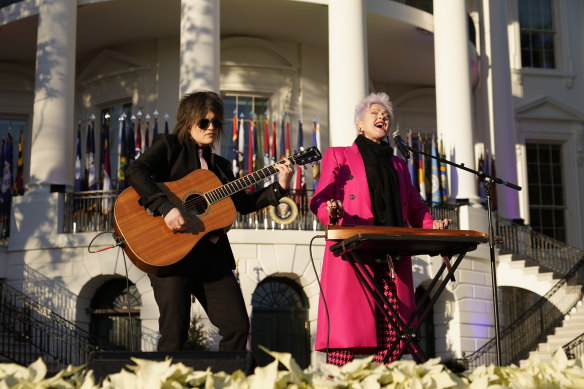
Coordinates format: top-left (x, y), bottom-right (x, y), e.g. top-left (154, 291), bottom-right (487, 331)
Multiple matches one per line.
top-left (308, 234), bottom-right (331, 361)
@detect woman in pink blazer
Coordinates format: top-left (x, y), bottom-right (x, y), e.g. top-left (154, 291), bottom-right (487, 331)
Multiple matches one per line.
top-left (310, 92), bottom-right (451, 366)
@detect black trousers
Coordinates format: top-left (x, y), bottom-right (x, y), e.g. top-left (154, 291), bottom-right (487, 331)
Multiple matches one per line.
top-left (148, 242), bottom-right (249, 352)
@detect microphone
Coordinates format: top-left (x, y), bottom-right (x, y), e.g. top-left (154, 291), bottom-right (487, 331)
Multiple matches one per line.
top-left (392, 130), bottom-right (410, 160)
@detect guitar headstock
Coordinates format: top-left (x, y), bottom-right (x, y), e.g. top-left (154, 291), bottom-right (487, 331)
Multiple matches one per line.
top-left (290, 147), bottom-right (322, 166)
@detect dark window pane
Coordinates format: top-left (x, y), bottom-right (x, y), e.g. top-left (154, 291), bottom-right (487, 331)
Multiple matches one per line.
top-left (538, 146), bottom-right (550, 163)
top-left (521, 50), bottom-right (532, 67)
top-left (519, 0), bottom-right (555, 69)
top-left (543, 50), bottom-right (555, 68)
top-left (529, 186), bottom-right (541, 204)
top-left (539, 165), bottom-right (551, 182)
top-left (526, 142), bottom-right (564, 240)
top-left (520, 32), bottom-right (531, 49)
top-left (529, 209), bottom-right (541, 228)
top-left (527, 164), bottom-right (539, 182)
top-left (540, 184), bottom-right (552, 204)
top-left (526, 144), bottom-right (537, 160)
top-left (553, 186), bottom-right (564, 206)
top-left (541, 0), bottom-right (553, 28)
top-left (555, 210), bottom-right (564, 225)
top-left (542, 33), bottom-right (554, 50)
top-left (555, 228), bottom-right (566, 243)
top-left (532, 49), bottom-right (543, 68)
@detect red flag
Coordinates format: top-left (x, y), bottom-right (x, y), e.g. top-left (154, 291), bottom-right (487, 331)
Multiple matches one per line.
top-left (14, 131), bottom-right (24, 195)
top-left (271, 119), bottom-right (277, 163)
top-left (285, 115), bottom-right (291, 157)
top-left (247, 115), bottom-right (255, 174)
top-left (232, 111), bottom-right (238, 142)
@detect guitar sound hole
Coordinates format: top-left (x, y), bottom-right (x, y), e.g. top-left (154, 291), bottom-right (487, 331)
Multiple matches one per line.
top-left (184, 193), bottom-right (208, 216)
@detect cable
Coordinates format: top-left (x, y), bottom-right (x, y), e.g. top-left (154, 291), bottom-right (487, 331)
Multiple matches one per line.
top-left (88, 231), bottom-right (135, 349)
top-left (87, 231), bottom-right (124, 254)
top-left (308, 234), bottom-right (331, 362)
top-left (120, 248), bottom-right (136, 351)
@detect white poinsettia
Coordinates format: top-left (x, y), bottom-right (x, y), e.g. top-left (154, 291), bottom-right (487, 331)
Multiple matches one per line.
top-left (1, 347), bottom-right (583, 388)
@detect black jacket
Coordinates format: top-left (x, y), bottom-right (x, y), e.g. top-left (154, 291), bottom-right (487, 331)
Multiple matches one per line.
top-left (125, 134), bottom-right (286, 274)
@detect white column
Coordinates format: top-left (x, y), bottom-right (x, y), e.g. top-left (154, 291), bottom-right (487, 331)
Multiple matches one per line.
top-left (434, 2), bottom-right (478, 202)
top-left (328, 0), bottom-right (368, 147)
top-left (180, 0), bottom-right (220, 96)
top-left (29, 0), bottom-right (77, 188)
top-left (483, 0), bottom-right (521, 220)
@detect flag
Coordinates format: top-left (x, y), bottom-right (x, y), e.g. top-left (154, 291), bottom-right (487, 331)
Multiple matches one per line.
top-left (237, 113), bottom-right (245, 177)
top-left (99, 119), bottom-right (106, 188)
top-left (279, 114), bottom-right (286, 160)
top-left (2, 134), bottom-right (13, 195)
top-left (431, 133), bottom-right (440, 203)
top-left (232, 110), bottom-right (238, 143)
top-left (134, 117), bottom-right (142, 159)
top-left (0, 138), bottom-right (7, 238)
top-left (439, 137), bottom-right (448, 202)
top-left (102, 118), bottom-right (112, 212)
top-left (153, 117), bottom-right (159, 139)
top-left (247, 114), bottom-right (255, 174)
top-left (293, 118), bottom-right (307, 207)
top-left (417, 133), bottom-right (426, 201)
top-left (117, 117), bottom-right (127, 190)
top-left (312, 118), bottom-right (321, 190)
top-left (74, 124), bottom-right (84, 192)
top-left (285, 115), bottom-right (291, 157)
top-left (127, 119), bottom-right (135, 165)
top-left (0, 136), bottom-right (12, 238)
top-left (85, 121), bottom-right (96, 190)
top-left (231, 109), bottom-right (239, 176)
top-left (14, 131), bottom-right (24, 195)
top-left (144, 119), bottom-right (150, 150)
top-left (271, 118), bottom-right (277, 164)
top-left (263, 113), bottom-right (270, 169)
top-left (407, 129), bottom-right (416, 188)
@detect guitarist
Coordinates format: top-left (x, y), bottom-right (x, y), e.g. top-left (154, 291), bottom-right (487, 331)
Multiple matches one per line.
top-left (126, 91), bottom-right (294, 352)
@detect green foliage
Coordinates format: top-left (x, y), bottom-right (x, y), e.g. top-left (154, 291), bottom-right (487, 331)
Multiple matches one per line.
top-left (1, 348), bottom-right (583, 388)
top-left (184, 313), bottom-right (212, 351)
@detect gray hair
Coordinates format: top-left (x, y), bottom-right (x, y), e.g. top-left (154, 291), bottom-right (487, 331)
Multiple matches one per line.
top-left (353, 92), bottom-right (394, 132)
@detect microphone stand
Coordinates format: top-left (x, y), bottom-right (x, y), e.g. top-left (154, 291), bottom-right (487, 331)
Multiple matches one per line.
top-left (398, 140), bottom-right (521, 366)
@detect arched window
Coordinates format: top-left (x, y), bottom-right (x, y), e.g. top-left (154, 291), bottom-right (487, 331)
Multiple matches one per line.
top-left (251, 276), bottom-right (310, 368)
top-left (89, 278), bottom-right (141, 351)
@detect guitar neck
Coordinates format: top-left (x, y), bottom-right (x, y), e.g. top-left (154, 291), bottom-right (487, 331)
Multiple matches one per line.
top-left (205, 160), bottom-right (287, 204)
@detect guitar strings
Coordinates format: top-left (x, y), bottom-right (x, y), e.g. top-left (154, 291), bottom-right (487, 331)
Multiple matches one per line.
top-left (179, 152), bottom-right (309, 211)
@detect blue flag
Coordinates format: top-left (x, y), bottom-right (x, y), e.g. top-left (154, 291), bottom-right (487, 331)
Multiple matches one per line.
top-left (74, 124), bottom-right (84, 192)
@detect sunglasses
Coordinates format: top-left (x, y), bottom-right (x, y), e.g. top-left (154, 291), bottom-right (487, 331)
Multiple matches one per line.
top-left (198, 118), bottom-right (222, 129)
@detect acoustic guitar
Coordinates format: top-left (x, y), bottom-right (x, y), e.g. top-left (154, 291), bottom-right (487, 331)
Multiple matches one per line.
top-left (113, 147), bottom-right (322, 274)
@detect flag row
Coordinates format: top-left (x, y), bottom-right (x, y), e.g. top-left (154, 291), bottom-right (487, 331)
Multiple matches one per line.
top-left (228, 112), bottom-right (321, 192)
top-left (405, 130), bottom-right (449, 204)
top-left (74, 113), bottom-right (171, 193)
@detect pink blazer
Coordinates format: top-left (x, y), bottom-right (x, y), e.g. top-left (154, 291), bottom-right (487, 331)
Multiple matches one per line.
top-left (310, 143), bottom-right (434, 351)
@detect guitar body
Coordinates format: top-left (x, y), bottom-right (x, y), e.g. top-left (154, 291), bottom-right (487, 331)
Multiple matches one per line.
top-left (113, 169), bottom-right (237, 274)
